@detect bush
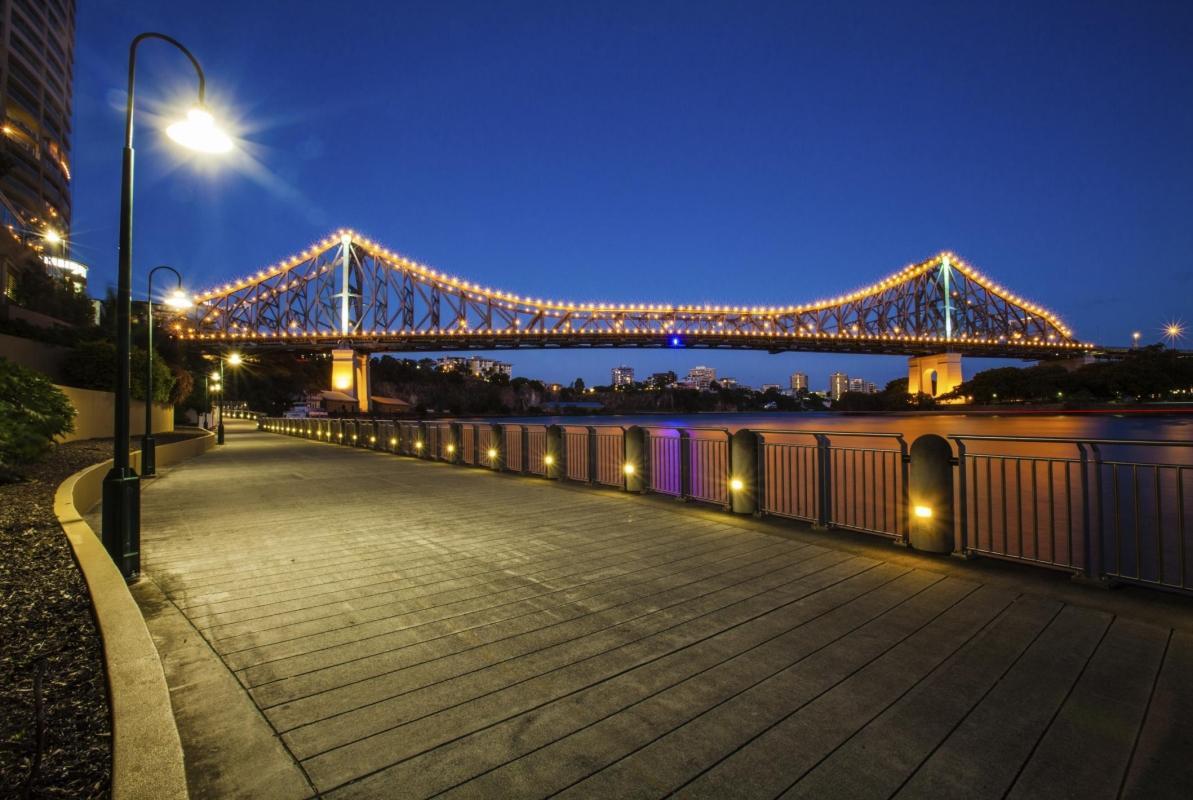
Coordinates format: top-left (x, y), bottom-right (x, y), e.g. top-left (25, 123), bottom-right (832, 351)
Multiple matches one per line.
top-left (60, 340), bottom-right (175, 403)
top-left (0, 357), bottom-right (76, 478)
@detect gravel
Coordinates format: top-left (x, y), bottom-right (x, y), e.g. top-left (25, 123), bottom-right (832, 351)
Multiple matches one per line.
top-left (1, 433), bottom-right (201, 799)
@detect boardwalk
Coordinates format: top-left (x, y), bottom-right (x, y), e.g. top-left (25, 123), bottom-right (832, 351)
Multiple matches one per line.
top-left (132, 420), bottom-right (1192, 799)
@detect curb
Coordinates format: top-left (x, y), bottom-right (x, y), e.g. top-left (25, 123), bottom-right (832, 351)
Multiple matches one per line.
top-left (53, 428), bottom-right (216, 800)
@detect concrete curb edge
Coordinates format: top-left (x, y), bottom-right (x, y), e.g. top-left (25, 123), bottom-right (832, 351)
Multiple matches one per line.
top-left (52, 427), bottom-right (216, 800)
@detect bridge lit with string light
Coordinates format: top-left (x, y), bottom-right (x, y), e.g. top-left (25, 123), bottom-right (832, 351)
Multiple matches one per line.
top-left (175, 230), bottom-right (1094, 409)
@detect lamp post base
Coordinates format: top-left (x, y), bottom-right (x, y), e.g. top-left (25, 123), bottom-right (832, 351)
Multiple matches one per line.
top-left (101, 467), bottom-right (141, 580)
top-left (141, 434), bottom-right (157, 476)
top-left (217, 422), bottom-right (225, 445)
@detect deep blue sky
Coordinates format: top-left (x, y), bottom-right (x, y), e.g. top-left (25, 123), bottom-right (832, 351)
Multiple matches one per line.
top-left (69, 1), bottom-right (1193, 389)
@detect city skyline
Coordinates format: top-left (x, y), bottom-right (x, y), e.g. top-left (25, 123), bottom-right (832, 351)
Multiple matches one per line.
top-left (64, 1), bottom-right (1193, 387)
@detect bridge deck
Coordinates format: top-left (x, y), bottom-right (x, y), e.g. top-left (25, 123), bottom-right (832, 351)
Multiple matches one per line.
top-left (130, 421), bottom-right (1192, 799)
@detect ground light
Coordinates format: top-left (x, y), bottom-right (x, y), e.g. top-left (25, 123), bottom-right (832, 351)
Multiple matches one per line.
top-left (914, 505), bottom-right (934, 519)
top-left (729, 477), bottom-right (745, 492)
top-left (102, 32), bottom-right (233, 579)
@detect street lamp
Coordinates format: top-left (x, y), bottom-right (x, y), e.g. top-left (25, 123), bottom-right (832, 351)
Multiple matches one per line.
top-left (217, 351), bottom-right (242, 445)
top-left (204, 370), bottom-right (220, 428)
top-left (141, 266), bottom-right (190, 477)
top-left (102, 32), bottom-right (232, 579)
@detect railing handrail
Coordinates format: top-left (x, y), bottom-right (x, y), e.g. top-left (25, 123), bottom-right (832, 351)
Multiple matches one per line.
top-left (949, 434), bottom-right (1193, 448)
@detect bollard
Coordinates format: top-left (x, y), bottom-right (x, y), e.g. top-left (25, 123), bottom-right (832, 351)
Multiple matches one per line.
top-left (909, 434), bottom-right (955, 553)
top-left (624, 426), bottom-right (646, 492)
top-left (488, 425), bottom-right (504, 470)
top-left (729, 429), bottom-right (759, 514)
top-left (417, 422), bottom-right (429, 459)
top-left (448, 423), bottom-right (462, 464)
top-left (546, 425), bottom-right (563, 479)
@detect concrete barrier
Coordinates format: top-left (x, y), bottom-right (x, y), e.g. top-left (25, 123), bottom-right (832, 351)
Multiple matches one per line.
top-left (55, 384), bottom-right (174, 443)
top-left (53, 428), bottom-right (215, 800)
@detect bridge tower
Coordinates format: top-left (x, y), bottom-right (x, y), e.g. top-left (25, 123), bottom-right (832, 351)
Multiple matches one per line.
top-left (329, 233), bottom-right (370, 412)
top-left (907, 353), bottom-right (963, 398)
top-left (330, 348), bottom-right (371, 413)
top-left (907, 255), bottom-right (963, 399)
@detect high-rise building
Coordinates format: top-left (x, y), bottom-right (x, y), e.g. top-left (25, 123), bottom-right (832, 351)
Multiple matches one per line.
top-left (435, 355), bottom-right (512, 377)
top-left (829, 372), bottom-right (849, 401)
top-left (647, 371), bottom-right (677, 389)
top-left (849, 377), bottom-right (866, 395)
top-left (686, 366), bottom-right (716, 390)
top-left (760, 383), bottom-right (782, 393)
top-left (790, 372), bottom-right (808, 392)
top-left (611, 365), bottom-right (635, 387)
top-left (0, 0), bottom-right (75, 243)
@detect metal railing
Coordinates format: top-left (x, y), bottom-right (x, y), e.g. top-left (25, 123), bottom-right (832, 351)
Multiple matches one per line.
top-left (640, 427), bottom-right (732, 507)
top-left (757, 431), bottom-right (909, 540)
top-left (953, 435), bottom-right (1192, 593)
top-left (259, 418), bottom-right (1193, 596)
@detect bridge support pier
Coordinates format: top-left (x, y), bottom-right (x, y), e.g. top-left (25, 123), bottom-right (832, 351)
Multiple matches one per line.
top-left (330, 348), bottom-right (371, 414)
top-left (907, 353), bottom-right (963, 399)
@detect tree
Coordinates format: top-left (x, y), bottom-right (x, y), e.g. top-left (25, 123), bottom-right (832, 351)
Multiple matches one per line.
top-left (60, 340), bottom-right (175, 403)
top-left (0, 357), bottom-right (76, 480)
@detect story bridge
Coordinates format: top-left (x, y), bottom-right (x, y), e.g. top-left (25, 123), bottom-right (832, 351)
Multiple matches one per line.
top-left (178, 230), bottom-right (1093, 409)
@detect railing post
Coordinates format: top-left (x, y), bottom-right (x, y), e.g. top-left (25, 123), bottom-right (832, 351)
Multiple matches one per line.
top-left (815, 434), bottom-right (831, 529)
top-left (1077, 442), bottom-right (1094, 580)
top-left (625, 426), bottom-right (645, 493)
top-left (729, 429), bottom-right (758, 515)
top-left (586, 426), bottom-right (598, 484)
top-left (755, 430), bottom-right (767, 515)
top-left (520, 425), bottom-right (530, 475)
top-left (909, 433), bottom-right (955, 553)
top-left (547, 425), bottom-right (563, 480)
top-left (951, 438), bottom-right (967, 555)
top-left (679, 429), bottom-right (692, 501)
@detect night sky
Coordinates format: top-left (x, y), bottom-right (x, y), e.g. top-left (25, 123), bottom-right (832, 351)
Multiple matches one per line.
top-left (68, 1), bottom-right (1193, 389)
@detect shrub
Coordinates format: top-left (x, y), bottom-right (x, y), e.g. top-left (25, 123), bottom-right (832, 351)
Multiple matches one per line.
top-left (0, 357), bottom-right (76, 479)
top-left (60, 340), bottom-right (175, 403)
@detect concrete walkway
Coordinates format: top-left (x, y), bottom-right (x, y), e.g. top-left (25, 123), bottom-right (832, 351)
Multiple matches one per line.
top-left (133, 420), bottom-right (1193, 799)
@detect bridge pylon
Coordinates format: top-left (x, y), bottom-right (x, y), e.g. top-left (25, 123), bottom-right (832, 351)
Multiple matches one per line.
top-left (330, 347), bottom-right (371, 413)
top-left (907, 353), bottom-right (963, 399)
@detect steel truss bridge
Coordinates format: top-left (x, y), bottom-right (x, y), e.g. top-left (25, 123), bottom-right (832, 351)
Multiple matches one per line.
top-left (180, 230), bottom-right (1091, 358)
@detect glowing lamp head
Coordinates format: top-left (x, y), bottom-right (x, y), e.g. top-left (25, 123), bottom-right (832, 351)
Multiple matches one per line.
top-left (369, 436), bottom-right (376, 444)
top-left (914, 505), bottom-right (933, 519)
top-left (226, 352), bottom-right (243, 366)
top-left (622, 463), bottom-right (635, 475)
top-left (544, 454), bottom-right (555, 466)
top-left (390, 438), bottom-right (397, 446)
top-left (334, 375), bottom-right (352, 390)
top-left (167, 107), bottom-right (233, 154)
top-left (415, 441), bottom-right (424, 449)
top-left (165, 288), bottom-right (192, 310)
top-left (487, 448), bottom-right (498, 459)
top-left (43, 228), bottom-right (62, 245)
top-left (729, 477), bottom-right (745, 492)
top-left (446, 444), bottom-right (455, 453)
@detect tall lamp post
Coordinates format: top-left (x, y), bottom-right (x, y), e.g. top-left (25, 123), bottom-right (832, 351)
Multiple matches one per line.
top-left (102, 32), bottom-right (232, 579)
top-left (142, 266), bottom-right (190, 477)
top-left (217, 351), bottom-right (241, 445)
top-left (205, 370), bottom-right (220, 428)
